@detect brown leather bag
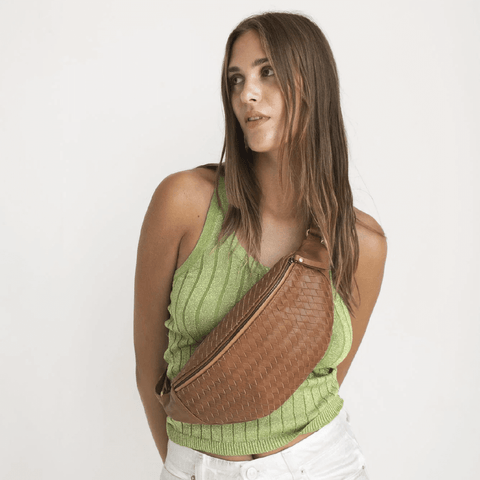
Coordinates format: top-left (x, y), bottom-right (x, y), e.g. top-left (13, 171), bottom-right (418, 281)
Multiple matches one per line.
top-left (155, 226), bottom-right (334, 425)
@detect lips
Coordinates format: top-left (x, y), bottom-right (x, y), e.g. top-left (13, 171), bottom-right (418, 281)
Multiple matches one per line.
top-left (244, 110), bottom-right (270, 124)
top-left (246, 117), bottom-right (269, 130)
top-left (244, 110), bottom-right (270, 130)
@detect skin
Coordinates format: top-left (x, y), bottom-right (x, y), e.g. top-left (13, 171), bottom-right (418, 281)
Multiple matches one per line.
top-left (228, 30), bottom-right (304, 264)
top-left (134, 29), bottom-right (387, 464)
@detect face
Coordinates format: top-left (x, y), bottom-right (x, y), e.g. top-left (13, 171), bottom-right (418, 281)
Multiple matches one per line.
top-left (228, 30), bottom-right (285, 156)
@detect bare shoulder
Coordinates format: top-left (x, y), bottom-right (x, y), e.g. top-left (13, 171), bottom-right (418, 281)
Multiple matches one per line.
top-left (142, 166), bottom-right (219, 270)
top-left (350, 208), bottom-right (387, 326)
top-left (147, 167), bottom-right (217, 230)
top-left (353, 207), bottom-right (388, 270)
top-left (152, 166), bottom-right (217, 208)
top-left (352, 207), bottom-right (387, 313)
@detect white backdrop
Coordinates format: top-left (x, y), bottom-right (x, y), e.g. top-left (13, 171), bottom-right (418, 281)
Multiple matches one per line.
top-left (1, 1), bottom-right (479, 479)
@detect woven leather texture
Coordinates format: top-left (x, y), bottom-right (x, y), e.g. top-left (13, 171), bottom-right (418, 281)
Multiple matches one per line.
top-left (160, 233), bottom-right (334, 425)
top-left (173, 255), bottom-right (291, 386)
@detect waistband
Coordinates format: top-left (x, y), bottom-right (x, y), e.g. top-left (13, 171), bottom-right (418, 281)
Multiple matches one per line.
top-left (164, 407), bottom-right (351, 479)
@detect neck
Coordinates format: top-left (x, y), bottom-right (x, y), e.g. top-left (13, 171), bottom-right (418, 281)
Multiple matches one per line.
top-left (252, 151), bottom-right (298, 221)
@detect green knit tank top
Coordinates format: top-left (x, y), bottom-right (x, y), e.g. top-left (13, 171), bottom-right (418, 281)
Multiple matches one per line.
top-left (163, 175), bottom-right (353, 456)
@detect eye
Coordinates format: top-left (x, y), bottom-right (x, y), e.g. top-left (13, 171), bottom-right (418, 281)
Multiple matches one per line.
top-left (262, 66), bottom-right (275, 77)
top-left (229, 75), bottom-right (243, 86)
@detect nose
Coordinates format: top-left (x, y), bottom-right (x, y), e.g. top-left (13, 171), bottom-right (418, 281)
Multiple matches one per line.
top-left (240, 76), bottom-right (261, 104)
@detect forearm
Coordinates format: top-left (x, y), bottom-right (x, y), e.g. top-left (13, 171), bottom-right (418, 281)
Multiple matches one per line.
top-left (137, 379), bottom-right (169, 464)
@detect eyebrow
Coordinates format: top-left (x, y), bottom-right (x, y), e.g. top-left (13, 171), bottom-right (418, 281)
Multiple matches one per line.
top-left (227, 57), bottom-right (269, 73)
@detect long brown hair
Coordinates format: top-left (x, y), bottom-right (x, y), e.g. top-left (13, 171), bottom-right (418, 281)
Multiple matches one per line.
top-left (209, 12), bottom-right (384, 317)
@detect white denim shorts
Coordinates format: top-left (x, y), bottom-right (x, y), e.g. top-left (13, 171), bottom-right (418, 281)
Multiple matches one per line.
top-left (160, 407), bottom-right (369, 480)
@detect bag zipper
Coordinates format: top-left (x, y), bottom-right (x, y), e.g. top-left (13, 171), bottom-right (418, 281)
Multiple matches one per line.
top-left (174, 256), bottom-right (296, 391)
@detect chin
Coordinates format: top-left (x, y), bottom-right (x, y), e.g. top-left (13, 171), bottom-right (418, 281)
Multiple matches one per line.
top-left (247, 142), bottom-right (279, 153)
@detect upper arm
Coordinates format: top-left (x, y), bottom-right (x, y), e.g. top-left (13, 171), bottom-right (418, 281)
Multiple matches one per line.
top-left (336, 211), bottom-right (388, 386)
top-left (133, 170), bottom-right (210, 385)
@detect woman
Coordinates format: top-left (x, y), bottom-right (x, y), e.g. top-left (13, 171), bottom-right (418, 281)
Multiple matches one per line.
top-left (134, 11), bottom-right (387, 479)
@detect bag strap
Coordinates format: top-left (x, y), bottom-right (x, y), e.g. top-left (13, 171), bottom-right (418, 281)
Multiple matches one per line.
top-left (295, 226), bottom-right (330, 271)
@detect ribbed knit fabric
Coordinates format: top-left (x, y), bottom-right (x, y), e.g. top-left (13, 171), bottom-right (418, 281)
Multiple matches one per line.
top-left (163, 175), bottom-right (353, 456)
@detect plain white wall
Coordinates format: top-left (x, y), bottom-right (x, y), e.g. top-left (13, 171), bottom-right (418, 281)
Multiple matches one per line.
top-left (1, 1), bottom-right (479, 478)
